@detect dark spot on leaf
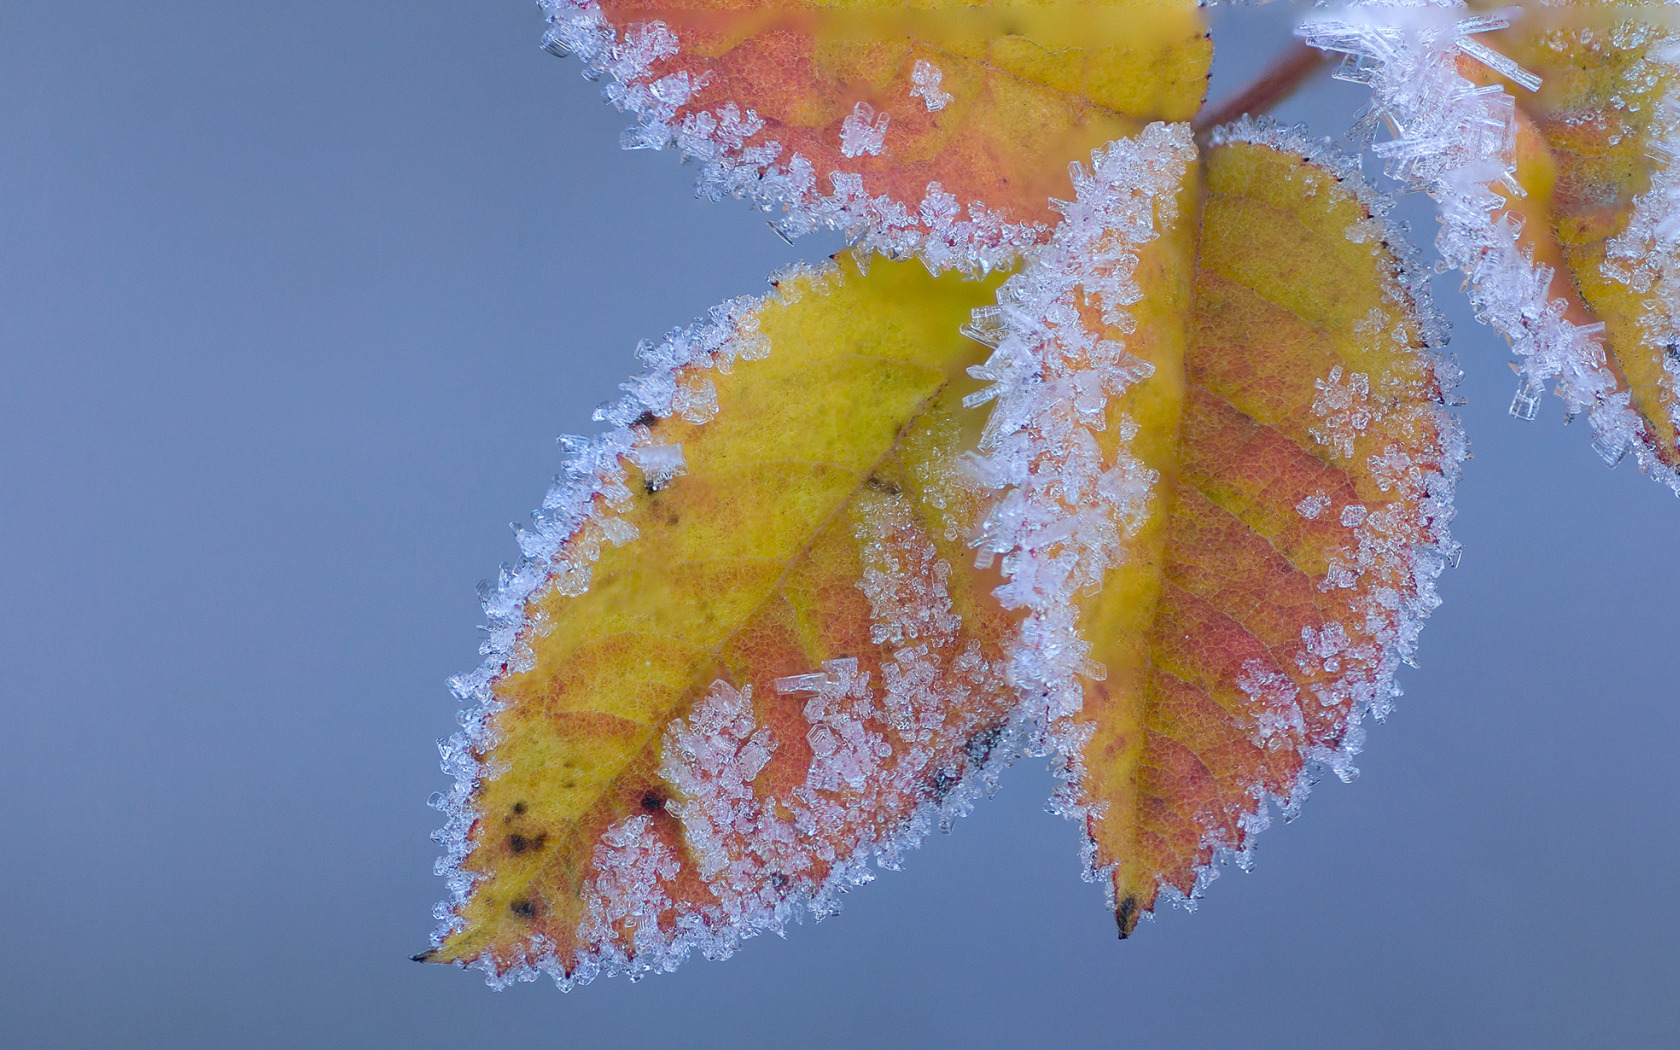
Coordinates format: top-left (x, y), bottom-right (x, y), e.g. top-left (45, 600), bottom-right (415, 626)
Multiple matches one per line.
top-left (633, 410), bottom-right (658, 428)
top-left (507, 833), bottom-right (546, 854)
top-left (1116, 896), bottom-right (1140, 939)
top-left (769, 872), bottom-right (789, 892)
top-left (411, 950), bottom-right (438, 963)
top-left (866, 473), bottom-right (900, 496)
top-left (512, 801), bottom-right (526, 816)
top-left (511, 898), bottom-right (537, 919)
top-left (642, 792), bottom-right (666, 812)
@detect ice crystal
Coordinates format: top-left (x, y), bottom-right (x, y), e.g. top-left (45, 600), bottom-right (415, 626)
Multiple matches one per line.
top-left (1238, 660), bottom-right (1307, 753)
top-left (910, 60), bottom-right (953, 112)
top-left (839, 101), bottom-right (890, 158)
top-left (1296, 491), bottom-right (1333, 520)
top-left (1310, 365), bottom-right (1381, 460)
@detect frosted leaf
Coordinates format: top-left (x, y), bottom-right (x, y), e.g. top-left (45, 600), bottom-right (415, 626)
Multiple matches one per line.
top-left (1301, 1), bottom-right (1680, 495)
top-left (1035, 117), bottom-right (1465, 919)
top-left (447, 456), bottom-right (1013, 986)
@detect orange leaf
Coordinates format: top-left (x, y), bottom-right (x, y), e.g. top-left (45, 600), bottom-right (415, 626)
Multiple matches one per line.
top-left (541, 0), bottom-right (1211, 268)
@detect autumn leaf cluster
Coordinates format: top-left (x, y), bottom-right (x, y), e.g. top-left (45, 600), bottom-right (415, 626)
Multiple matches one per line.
top-left (421, 0), bottom-right (1679, 988)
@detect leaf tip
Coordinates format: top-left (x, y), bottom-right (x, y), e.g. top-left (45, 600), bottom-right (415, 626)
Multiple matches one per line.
top-left (1116, 896), bottom-right (1143, 940)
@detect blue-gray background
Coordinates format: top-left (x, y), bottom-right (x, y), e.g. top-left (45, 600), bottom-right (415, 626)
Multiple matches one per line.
top-left (3, 3), bottom-right (1676, 1047)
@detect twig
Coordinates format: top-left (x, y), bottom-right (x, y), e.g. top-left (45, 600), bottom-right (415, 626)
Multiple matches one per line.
top-left (1192, 41), bottom-right (1331, 137)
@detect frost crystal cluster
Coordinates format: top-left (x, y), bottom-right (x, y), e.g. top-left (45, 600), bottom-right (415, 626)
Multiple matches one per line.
top-left (963, 121), bottom-right (1191, 764)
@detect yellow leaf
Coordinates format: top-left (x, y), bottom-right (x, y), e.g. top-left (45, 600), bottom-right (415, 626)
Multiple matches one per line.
top-left (963, 121), bottom-right (1462, 933)
top-left (425, 257), bottom-right (1024, 985)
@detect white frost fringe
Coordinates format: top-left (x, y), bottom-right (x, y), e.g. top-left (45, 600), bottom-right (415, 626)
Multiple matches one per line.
top-left (965, 121), bottom-right (1195, 751)
top-left (536, 0), bottom-right (1043, 273)
top-left (1301, 0), bottom-right (1680, 495)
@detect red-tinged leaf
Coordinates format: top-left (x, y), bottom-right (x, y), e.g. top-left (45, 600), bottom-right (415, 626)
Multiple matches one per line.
top-left (541, 0), bottom-right (1211, 268)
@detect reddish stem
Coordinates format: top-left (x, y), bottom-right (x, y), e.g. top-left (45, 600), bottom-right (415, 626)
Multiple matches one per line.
top-left (1192, 42), bottom-right (1332, 137)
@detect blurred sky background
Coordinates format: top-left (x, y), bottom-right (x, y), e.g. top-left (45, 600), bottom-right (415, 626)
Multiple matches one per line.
top-left (2, 2), bottom-right (1677, 1047)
